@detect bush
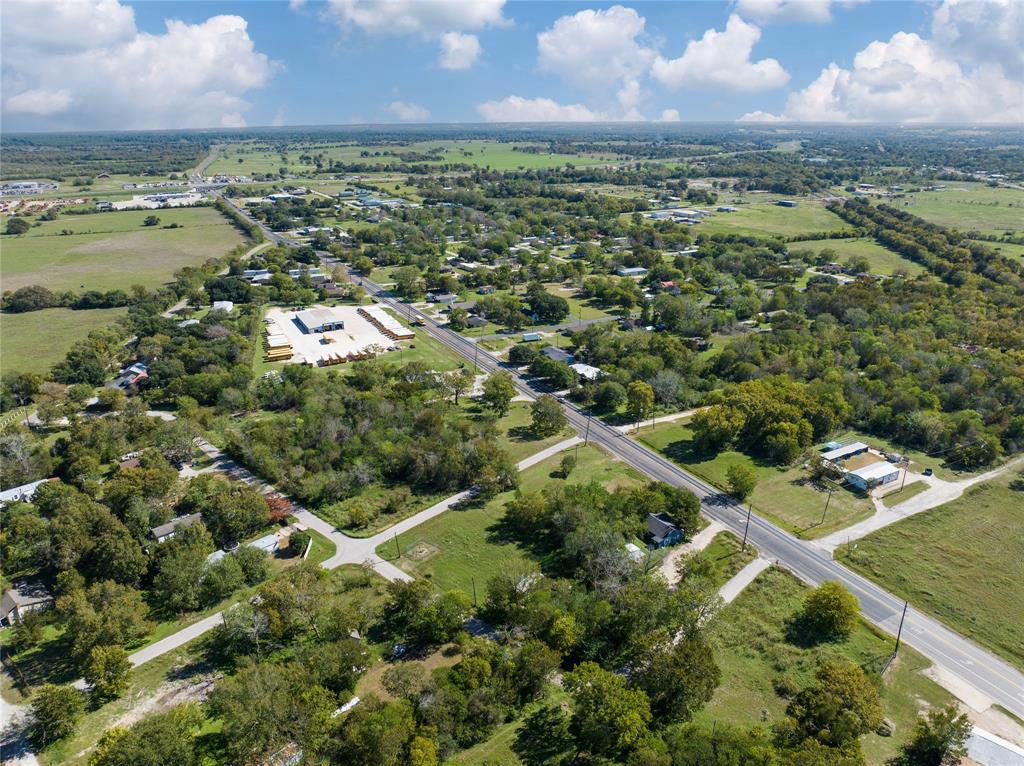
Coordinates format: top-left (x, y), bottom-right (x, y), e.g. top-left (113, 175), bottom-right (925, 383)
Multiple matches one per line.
top-left (799, 581), bottom-right (860, 640)
top-left (31, 684), bottom-right (84, 744)
top-left (289, 530), bottom-right (311, 558)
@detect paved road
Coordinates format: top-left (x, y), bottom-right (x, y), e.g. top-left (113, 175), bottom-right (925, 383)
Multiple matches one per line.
top-left (227, 183), bottom-right (1024, 719)
top-left (347, 273), bottom-right (1024, 720)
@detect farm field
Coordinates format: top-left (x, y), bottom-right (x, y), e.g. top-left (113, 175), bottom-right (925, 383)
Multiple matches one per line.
top-left (207, 140), bottom-right (619, 176)
top-left (895, 182), bottom-right (1024, 234)
top-left (636, 420), bottom-right (874, 538)
top-left (838, 472), bottom-right (1024, 670)
top-left (0, 306), bottom-right (128, 375)
top-left (979, 239), bottom-right (1024, 262)
top-left (697, 567), bottom-right (953, 766)
top-left (1, 207), bottom-right (246, 292)
top-left (694, 198), bottom-right (853, 238)
top-left (788, 236), bottom-right (925, 275)
top-left (376, 444), bottom-right (646, 594)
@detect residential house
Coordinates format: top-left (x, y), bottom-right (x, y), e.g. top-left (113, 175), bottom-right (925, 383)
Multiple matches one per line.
top-left (0, 478), bottom-right (53, 506)
top-left (616, 266), bottom-right (648, 278)
top-left (541, 346), bottom-right (574, 364)
top-left (1, 581), bottom-right (53, 625)
top-left (647, 512), bottom-right (683, 548)
top-left (150, 512), bottom-right (202, 543)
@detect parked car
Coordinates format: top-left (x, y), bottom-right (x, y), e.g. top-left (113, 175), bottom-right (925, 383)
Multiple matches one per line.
top-left (922, 468), bottom-right (933, 476)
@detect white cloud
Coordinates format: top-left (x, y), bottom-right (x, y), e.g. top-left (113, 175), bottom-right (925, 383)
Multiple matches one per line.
top-left (652, 14), bottom-right (790, 91)
top-left (733, 0), bottom-right (866, 24)
top-left (931, 0), bottom-right (1023, 73)
top-left (438, 32), bottom-right (481, 70)
top-left (736, 110), bottom-right (786, 122)
top-left (762, 32), bottom-right (1023, 123)
top-left (477, 96), bottom-right (605, 122)
top-left (387, 100), bottom-right (430, 121)
top-left (4, 89), bottom-right (74, 117)
top-left (325, 0), bottom-right (508, 37)
top-left (537, 6), bottom-right (655, 91)
top-left (658, 109), bottom-right (682, 122)
top-left (1, 1), bottom-right (273, 130)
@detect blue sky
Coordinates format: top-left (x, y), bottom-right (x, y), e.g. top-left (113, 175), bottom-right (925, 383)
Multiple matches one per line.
top-left (2, 0), bottom-right (1021, 131)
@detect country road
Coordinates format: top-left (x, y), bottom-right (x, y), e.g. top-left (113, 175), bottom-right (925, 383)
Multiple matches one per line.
top-left (228, 184), bottom-right (1024, 720)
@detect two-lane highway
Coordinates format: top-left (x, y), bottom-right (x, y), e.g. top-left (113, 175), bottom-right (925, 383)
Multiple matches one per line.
top-left (226, 187), bottom-right (1024, 719)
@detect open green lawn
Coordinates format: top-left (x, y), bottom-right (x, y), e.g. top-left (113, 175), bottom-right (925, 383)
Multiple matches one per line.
top-left (695, 199), bottom-right (853, 238)
top-left (544, 284), bottom-right (615, 321)
top-left (697, 567), bottom-right (953, 766)
top-left (1, 207), bottom-right (245, 292)
top-left (880, 480), bottom-right (928, 508)
top-left (636, 421), bottom-right (874, 538)
top-left (1, 306), bottom-right (128, 375)
top-left (895, 183), bottom-right (1024, 235)
top-left (702, 531), bottom-right (758, 588)
top-left (207, 140), bottom-right (618, 176)
top-left (788, 237), bottom-right (925, 275)
top-left (978, 240), bottom-right (1024, 263)
top-left (838, 472), bottom-right (1024, 670)
top-left (376, 444), bottom-right (645, 594)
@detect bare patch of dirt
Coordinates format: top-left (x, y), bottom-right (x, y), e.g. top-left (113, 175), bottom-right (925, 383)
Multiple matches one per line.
top-left (109, 673), bottom-right (219, 730)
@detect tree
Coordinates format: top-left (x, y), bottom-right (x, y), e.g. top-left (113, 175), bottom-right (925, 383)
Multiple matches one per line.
top-left (530, 395), bottom-right (566, 438)
top-left (784, 660), bottom-right (883, 748)
top-left (560, 453), bottom-right (577, 479)
top-left (627, 380), bottom-right (655, 428)
top-left (442, 369), bottom-right (475, 405)
top-left (891, 704), bottom-right (971, 766)
top-left (799, 581), bottom-right (860, 640)
top-left (31, 684), bottom-right (84, 745)
top-left (327, 697), bottom-right (416, 766)
top-left (514, 704), bottom-right (575, 766)
top-left (289, 530), bottom-right (311, 558)
top-left (448, 306), bottom-right (469, 330)
top-left (564, 661), bottom-right (653, 757)
top-left (84, 645), bottom-right (132, 702)
top-left (6, 217), bottom-right (31, 235)
top-left (481, 371), bottom-right (516, 416)
top-left (592, 380), bottom-right (627, 413)
top-left (87, 703), bottom-right (204, 766)
top-left (726, 463), bottom-right (758, 502)
top-left (143, 215), bottom-right (160, 227)
top-left (60, 580), bottom-right (153, 661)
top-left (634, 637), bottom-right (720, 723)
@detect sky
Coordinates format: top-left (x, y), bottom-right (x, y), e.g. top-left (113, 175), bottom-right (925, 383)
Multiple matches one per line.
top-left (1, 0), bottom-right (1021, 132)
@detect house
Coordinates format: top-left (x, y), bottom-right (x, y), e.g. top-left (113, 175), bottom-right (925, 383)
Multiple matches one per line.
top-left (1, 581), bottom-right (54, 625)
top-left (467, 316), bottom-right (489, 328)
top-left (647, 512), bottom-right (683, 548)
top-left (570, 363), bottom-right (602, 381)
top-left (522, 332), bottom-right (543, 342)
top-left (847, 462), bottom-right (900, 491)
top-left (150, 512), bottom-right (202, 543)
top-left (212, 300), bottom-right (234, 313)
top-left (112, 362), bottom-right (148, 389)
top-left (295, 307), bottom-right (345, 334)
top-left (477, 285), bottom-right (497, 295)
top-left (0, 478), bottom-right (53, 506)
top-left (776, 200), bottom-right (798, 207)
top-left (717, 206), bottom-right (739, 212)
top-left (616, 266), bottom-right (648, 278)
top-left (430, 293), bottom-right (458, 304)
top-left (118, 457), bottom-right (142, 470)
top-left (541, 346), bottom-right (573, 364)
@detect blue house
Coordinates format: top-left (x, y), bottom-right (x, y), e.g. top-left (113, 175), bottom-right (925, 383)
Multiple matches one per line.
top-left (647, 512), bottom-right (682, 548)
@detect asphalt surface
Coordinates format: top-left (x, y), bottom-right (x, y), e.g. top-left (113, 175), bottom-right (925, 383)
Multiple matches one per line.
top-left (230, 188), bottom-right (1024, 719)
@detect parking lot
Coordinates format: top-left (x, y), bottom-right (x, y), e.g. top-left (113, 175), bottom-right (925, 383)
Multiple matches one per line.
top-left (264, 305), bottom-right (399, 365)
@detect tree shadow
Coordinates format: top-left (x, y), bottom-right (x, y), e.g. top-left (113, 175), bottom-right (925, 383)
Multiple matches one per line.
top-left (507, 425), bottom-right (541, 444)
top-left (485, 515), bottom-right (569, 579)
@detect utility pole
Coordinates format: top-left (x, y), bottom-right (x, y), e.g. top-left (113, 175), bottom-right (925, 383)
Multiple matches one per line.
top-left (820, 488), bottom-right (834, 526)
top-left (393, 533), bottom-right (400, 560)
top-left (899, 461), bottom-right (909, 492)
top-left (741, 504), bottom-right (752, 551)
top-left (584, 414), bottom-right (592, 445)
top-left (894, 600), bottom-right (909, 655)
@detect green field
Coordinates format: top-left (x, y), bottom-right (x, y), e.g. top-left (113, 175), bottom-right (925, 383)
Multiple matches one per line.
top-left (698, 567), bottom-right (953, 765)
top-left (880, 480), bottom-right (928, 508)
top-left (979, 240), bottom-right (1024, 263)
top-left (208, 140), bottom-right (618, 177)
top-left (788, 237), bottom-right (925, 275)
top-left (896, 183), bottom-right (1024, 235)
top-left (376, 444), bottom-right (645, 594)
top-left (1, 207), bottom-right (245, 293)
top-left (695, 199), bottom-right (853, 238)
top-left (1, 306), bottom-right (128, 375)
top-left (838, 473), bottom-right (1024, 670)
top-left (637, 421), bottom-right (874, 538)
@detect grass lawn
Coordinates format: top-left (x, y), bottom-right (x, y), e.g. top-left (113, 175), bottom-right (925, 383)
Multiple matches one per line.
top-left (787, 237), bottom-right (925, 276)
top-left (896, 183), bottom-right (1024, 235)
top-left (978, 240), bottom-right (1024, 263)
top-left (467, 400), bottom-right (571, 464)
top-left (1, 207), bottom-right (246, 293)
top-left (702, 531), bottom-right (758, 588)
top-left (695, 199), bottom-right (853, 238)
top-left (636, 421), bottom-right (874, 539)
top-left (1, 307), bottom-right (128, 375)
top-left (544, 284), bottom-right (615, 321)
top-left (880, 481), bottom-right (928, 508)
top-left (696, 567), bottom-right (953, 766)
top-left (376, 444), bottom-right (646, 594)
top-left (838, 473), bottom-right (1024, 670)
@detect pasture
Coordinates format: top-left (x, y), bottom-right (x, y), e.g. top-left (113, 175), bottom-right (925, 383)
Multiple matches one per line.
top-left (895, 182), bottom-right (1024, 235)
top-left (788, 236), bottom-right (925, 275)
top-left (1, 207), bottom-right (246, 293)
top-left (0, 306), bottom-right (128, 375)
top-left (695, 198), bottom-right (853, 238)
top-left (838, 472), bottom-right (1024, 670)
